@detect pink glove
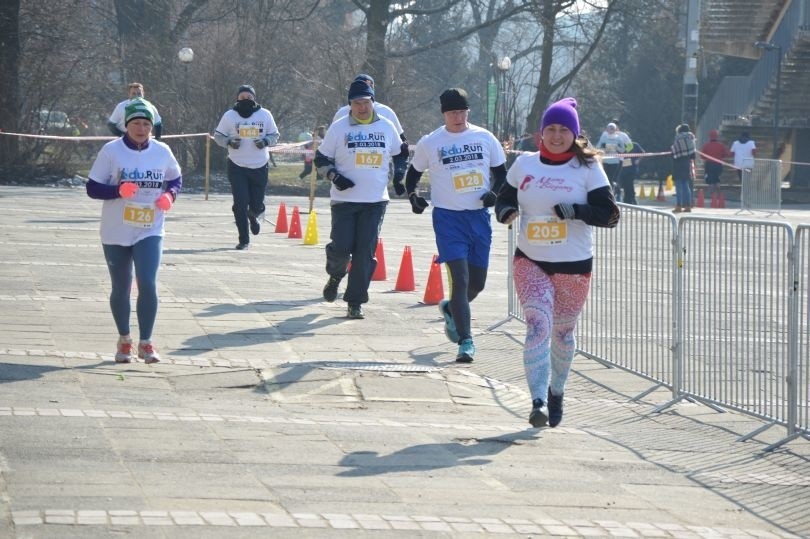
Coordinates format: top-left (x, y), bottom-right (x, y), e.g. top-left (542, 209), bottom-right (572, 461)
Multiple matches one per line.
top-left (118, 182), bottom-right (138, 199)
top-left (155, 193), bottom-right (173, 211)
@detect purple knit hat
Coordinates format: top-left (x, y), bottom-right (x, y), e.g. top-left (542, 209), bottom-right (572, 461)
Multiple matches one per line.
top-left (540, 97), bottom-right (580, 136)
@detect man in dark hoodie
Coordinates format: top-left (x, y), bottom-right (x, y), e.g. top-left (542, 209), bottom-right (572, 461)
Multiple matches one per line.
top-left (214, 84), bottom-right (280, 250)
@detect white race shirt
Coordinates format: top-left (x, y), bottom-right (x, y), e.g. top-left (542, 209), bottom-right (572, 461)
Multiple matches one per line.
top-left (319, 114), bottom-right (401, 203)
top-left (410, 123), bottom-right (505, 211)
top-left (88, 138), bottom-right (181, 246)
top-left (506, 152), bottom-right (609, 262)
top-left (108, 98), bottom-right (163, 132)
top-left (215, 108), bottom-right (280, 169)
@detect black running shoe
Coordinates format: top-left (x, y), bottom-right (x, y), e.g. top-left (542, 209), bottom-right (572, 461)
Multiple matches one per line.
top-left (249, 215), bottom-right (260, 235)
top-left (547, 390), bottom-right (564, 427)
top-left (347, 304), bottom-right (364, 319)
top-left (235, 243), bottom-right (249, 250)
top-left (529, 398), bottom-right (548, 428)
top-left (323, 275), bottom-right (342, 302)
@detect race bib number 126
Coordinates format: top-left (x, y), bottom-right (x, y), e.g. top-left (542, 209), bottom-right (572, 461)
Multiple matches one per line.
top-left (123, 203), bottom-right (155, 228)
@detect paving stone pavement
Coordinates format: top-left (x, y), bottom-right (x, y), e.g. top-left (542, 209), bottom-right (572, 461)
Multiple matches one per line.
top-left (0, 185), bottom-right (808, 539)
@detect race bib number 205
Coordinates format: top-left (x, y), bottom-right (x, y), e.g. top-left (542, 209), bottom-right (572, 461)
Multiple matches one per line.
top-left (526, 217), bottom-right (567, 246)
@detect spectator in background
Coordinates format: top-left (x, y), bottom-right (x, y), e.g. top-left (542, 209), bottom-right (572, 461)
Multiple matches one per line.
top-left (671, 123), bottom-right (696, 213)
top-left (299, 126), bottom-right (325, 180)
top-left (597, 122), bottom-right (632, 197)
top-left (729, 131), bottom-right (756, 182)
top-left (213, 84), bottom-right (280, 250)
top-left (700, 129), bottom-right (730, 198)
top-left (108, 82), bottom-right (163, 140)
top-left (618, 140), bottom-right (645, 205)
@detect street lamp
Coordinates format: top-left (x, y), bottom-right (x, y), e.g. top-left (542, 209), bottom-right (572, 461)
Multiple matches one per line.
top-left (496, 56), bottom-right (511, 141)
top-left (177, 47), bottom-right (194, 169)
top-left (754, 41), bottom-right (782, 159)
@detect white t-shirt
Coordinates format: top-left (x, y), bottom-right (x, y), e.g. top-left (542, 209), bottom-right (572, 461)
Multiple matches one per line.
top-left (88, 138), bottom-right (181, 246)
top-left (108, 98), bottom-right (163, 132)
top-left (506, 152), bottom-right (609, 262)
top-left (596, 131), bottom-right (631, 164)
top-left (319, 114), bottom-right (402, 203)
top-left (332, 102), bottom-right (404, 135)
top-left (214, 108), bottom-right (280, 169)
top-left (730, 139), bottom-right (756, 169)
top-left (410, 124), bottom-right (506, 211)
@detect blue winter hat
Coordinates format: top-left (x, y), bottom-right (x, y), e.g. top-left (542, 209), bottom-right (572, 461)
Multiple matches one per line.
top-left (348, 80), bottom-right (374, 103)
top-left (540, 97), bottom-right (580, 137)
top-left (353, 73), bottom-right (375, 87)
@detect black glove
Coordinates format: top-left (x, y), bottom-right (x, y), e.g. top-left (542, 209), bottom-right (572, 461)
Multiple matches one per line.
top-left (496, 206), bottom-right (518, 224)
top-left (328, 169), bottom-right (355, 191)
top-left (392, 172), bottom-right (406, 196)
top-left (553, 203), bottom-right (577, 220)
top-left (227, 137), bottom-right (241, 149)
top-left (408, 192), bottom-right (429, 214)
top-left (254, 137), bottom-right (269, 149)
top-left (480, 190), bottom-right (497, 208)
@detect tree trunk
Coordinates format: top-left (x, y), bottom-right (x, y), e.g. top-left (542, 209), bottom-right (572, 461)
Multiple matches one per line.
top-left (364, 0), bottom-right (391, 102)
top-left (0, 0), bottom-right (21, 165)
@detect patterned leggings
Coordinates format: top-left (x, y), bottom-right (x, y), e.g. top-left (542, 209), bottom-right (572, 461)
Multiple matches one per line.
top-left (513, 256), bottom-right (591, 401)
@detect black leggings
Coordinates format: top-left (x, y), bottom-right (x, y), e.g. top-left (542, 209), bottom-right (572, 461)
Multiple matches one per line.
top-left (445, 259), bottom-right (488, 341)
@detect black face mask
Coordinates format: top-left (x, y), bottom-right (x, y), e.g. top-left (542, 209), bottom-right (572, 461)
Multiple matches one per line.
top-left (234, 99), bottom-right (258, 118)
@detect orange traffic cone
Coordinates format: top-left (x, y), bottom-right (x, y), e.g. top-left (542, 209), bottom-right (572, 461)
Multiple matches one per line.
top-left (274, 202), bottom-right (288, 233)
top-left (656, 184), bottom-right (666, 202)
top-left (287, 207), bottom-right (302, 239)
top-left (710, 192), bottom-right (718, 208)
top-left (395, 246), bottom-right (415, 291)
top-left (423, 255), bottom-right (444, 305)
top-left (717, 191), bottom-right (726, 208)
top-left (371, 238), bottom-right (387, 281)
top-left (695, 188), bottom-right (704, 208)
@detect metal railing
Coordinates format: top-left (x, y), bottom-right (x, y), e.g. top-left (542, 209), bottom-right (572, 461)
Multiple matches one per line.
top-left (498, 205), bottom-right (810, 451)
top-left (740, 158), bottom-right (783, 212)
top-left (697, 0), bottom-right (802, 144)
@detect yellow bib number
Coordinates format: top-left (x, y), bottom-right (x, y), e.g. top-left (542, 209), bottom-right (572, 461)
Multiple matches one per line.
top-left (452, 170), bottom-right (484, 193)
top-left (123, 203), bottom-right (155, 229)
top-left (355, 151), bottom-right (383, 168)
top-left (238, 126), bottom-right (260, 138)
top-left (527, 218), bottom-right (567, 246)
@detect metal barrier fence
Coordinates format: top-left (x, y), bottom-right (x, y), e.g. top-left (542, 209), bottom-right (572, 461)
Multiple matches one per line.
top-left (740, 159), bottom-right (782, 212)
top-left (499, 205), bottom-right (810, 451)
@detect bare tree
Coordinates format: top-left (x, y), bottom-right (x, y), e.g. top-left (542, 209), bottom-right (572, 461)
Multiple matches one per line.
top-left (0, 0), bottom-right (21, 165)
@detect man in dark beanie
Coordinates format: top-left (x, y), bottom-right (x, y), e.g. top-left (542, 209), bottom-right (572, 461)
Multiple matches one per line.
top-left (214, 84), bottom-right (280, 250)
top-left (331, 74), bottom-right (406, 145)
top-left (314, 77), bottom-right (409, 319)
top-left (404, 88), bottom-right (507, 363)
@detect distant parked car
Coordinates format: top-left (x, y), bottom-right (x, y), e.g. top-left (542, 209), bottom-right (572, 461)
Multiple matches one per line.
top-left (35, 109), bottom-right (73, 135)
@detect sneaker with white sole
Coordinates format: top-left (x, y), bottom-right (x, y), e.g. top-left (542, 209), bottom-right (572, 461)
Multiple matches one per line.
top-left (115, 336), bottom-right (133, 363)
top-left (438, 299), bottom-right (459, 343)
top-left (138, 341), bottom-right (160, 364)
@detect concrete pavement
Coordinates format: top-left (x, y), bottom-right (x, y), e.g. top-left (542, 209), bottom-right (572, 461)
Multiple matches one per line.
top-left (0, 185), bottom-right (808, 538)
